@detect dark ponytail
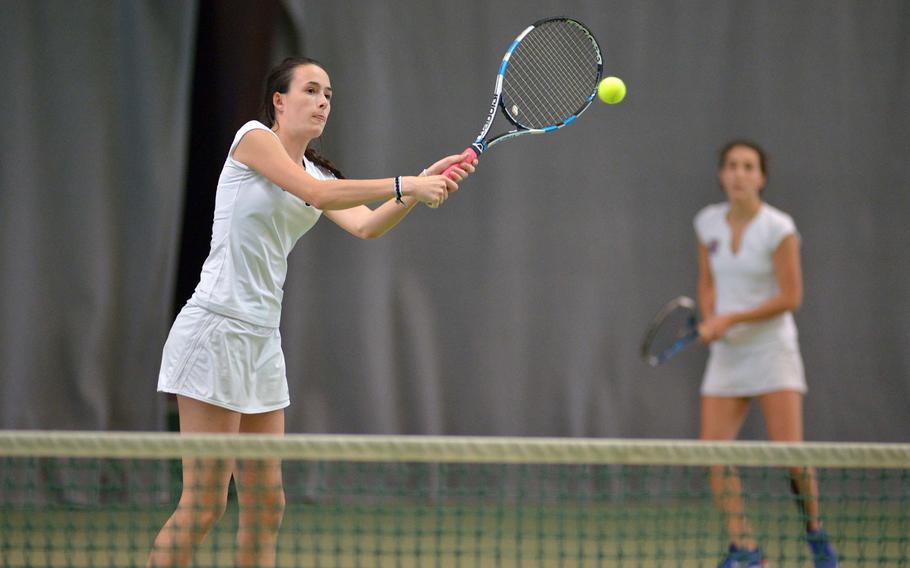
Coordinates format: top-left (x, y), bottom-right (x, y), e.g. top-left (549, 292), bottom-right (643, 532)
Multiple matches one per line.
top-left (260, 57), bottom-right (345, 179)
top-left (304, 148), bottom-right (345, 180)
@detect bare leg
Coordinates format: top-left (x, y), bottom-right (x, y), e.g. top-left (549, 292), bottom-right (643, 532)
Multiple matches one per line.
top-left (758, 390), bottom-right (822, 532)
top-left (146, 397), bottom-right (240, 567)
top-left (234, 409), bottom-right (286, 568)
top-left (701, 396), bottom-right (755, 549)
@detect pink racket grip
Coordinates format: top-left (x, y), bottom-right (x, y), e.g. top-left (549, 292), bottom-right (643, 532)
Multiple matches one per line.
top-left (441, 148), bottom-right (478, 180)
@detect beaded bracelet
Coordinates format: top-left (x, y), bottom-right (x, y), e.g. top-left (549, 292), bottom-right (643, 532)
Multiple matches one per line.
top-left (393, 176), bottom-right (404, 205)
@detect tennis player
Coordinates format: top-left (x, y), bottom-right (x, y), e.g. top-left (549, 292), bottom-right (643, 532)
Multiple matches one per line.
top-left (146, 57), bottom-right (476, 568)
top-left (694, 141), bottom-right (838, 568)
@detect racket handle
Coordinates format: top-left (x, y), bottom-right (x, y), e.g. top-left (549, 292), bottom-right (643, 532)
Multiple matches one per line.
top-left (441, 148), bottom-right (478, 180)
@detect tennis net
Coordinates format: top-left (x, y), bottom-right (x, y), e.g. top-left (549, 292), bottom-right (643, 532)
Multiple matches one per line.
top-left (1, 431), bottom-right (908, 567)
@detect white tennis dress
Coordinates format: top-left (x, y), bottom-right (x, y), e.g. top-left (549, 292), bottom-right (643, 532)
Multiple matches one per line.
top-left (158, 121), bottom-right (330, 412)
top-left (694, 202), bottom-right (807, 397)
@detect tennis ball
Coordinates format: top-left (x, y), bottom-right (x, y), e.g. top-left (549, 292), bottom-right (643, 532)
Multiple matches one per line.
top-left (597, 76), bottom-right (626, 104)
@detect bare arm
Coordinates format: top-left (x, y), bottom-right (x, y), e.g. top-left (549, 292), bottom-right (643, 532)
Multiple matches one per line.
top-left (323, 197), bottom-right (418, 240)
top-left (699, 234), bottom-right (802, 342)
top-left (325, 154), bottom-right (476, 239)
top-left (232, 129), bottom-right (455, 210)
top-left (696, 240), bottom-right (716, 322)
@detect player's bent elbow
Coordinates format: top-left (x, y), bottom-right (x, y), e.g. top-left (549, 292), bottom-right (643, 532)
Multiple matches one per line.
top-left (292, 179), bottom-right (332, 210)
top-left (783, 294), bottom-right (802, 313)
top-left (344, 220), bottom-right (382, 240)
top-left (353, 226), bottom-right (381, 240)
top-left (361, 223), bottom-right (393, 240)
top-left (284, 187), bottom-right (326, 209)
top-left (301, 190), bottom-right (328, 210)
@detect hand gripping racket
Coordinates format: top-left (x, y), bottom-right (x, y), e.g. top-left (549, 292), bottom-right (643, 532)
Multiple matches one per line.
top-left (641, 296), bottom-right (700, 367)
top-left (443, 17), bottom-right (603, 179)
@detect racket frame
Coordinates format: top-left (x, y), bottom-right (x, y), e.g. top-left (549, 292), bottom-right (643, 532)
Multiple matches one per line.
top-left (470, 16), bottom-right (603, 155)
top-left (641, 296), bottom-right (699, 367)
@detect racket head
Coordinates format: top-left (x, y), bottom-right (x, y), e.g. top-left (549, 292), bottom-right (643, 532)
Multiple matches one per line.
top-left (499, 17), bottom-right (603, 132)
top-left (641, 296), bottom-right (699, 367)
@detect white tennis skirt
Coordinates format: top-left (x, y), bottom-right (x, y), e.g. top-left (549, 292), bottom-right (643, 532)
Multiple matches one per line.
top-left (701, 339), bottom-right (807, 397)
top-left (157, 302), bottom-right (289, 413)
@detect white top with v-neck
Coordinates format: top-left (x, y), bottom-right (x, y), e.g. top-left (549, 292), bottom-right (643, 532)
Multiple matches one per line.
top-left (694, 202), bottom-right (799, 348)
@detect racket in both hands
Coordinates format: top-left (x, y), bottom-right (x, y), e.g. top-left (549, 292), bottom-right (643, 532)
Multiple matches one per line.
top-left (641, 296), bottom-right (700, 367)
top-left (443, 17), bottom-right (603, 178)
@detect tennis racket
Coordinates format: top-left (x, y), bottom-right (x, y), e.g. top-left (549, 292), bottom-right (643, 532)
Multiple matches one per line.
top-left (641, 296), bottom-right (700, 367)
top-left (442, 17), bottom-right (603, 179)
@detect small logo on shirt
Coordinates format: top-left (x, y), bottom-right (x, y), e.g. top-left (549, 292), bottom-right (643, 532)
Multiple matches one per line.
top-left (707, 239), bottom-right (719, 254)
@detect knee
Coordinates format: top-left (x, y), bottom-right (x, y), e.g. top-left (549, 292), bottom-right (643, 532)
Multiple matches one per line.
top-left (176, 498), bottom-right (228, 537)
top-left (259, 490), bottom-right (287, 527)
top-left (707, 465), bottom-right (741, 499)
top-left (788, 466), bottom-right (815, 483)
top-left (240, 488), bottom-right (286, 529)
top-left (708, 465), bottom-right (737, 483)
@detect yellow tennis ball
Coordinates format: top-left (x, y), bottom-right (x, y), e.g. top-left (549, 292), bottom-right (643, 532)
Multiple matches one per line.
top-left (598, 76), bottom-right (626, 104)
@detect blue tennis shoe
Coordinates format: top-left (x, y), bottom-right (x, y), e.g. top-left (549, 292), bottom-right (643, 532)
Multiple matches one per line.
top-left (717, 544), bottom-right (768, 567)
top-left (807, 530), bottom-right (839, 568)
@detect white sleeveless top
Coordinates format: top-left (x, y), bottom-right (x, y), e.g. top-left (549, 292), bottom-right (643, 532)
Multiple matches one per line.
top-left (190, 120), bottom-right (328, 327)
top-left (693, 202), bottom-right (799, 348)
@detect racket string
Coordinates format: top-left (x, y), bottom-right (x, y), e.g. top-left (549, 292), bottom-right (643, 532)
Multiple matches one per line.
top-left (508, 35), bottom-right (588, 125)
top-left (510, 26), bottom-right (591, 117)
top-left (503, 20), bottom-right (601, 129)
top-left (535, 26), bottom-right (596, 102)
top-left (512, 33), bottom-right (581, 122)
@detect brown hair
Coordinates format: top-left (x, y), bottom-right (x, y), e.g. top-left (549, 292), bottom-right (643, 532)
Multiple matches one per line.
top-left (718, 139), bottom-right (769, 177)
top-left (260, 57), bottom-right (345, 179)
